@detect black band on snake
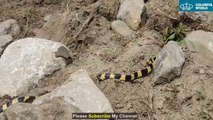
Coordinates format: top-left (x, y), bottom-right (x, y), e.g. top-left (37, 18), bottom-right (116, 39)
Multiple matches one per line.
top-left (0, 96), bottom-right (37, 113)
top-left (97, 57), bottom-right (156, 81)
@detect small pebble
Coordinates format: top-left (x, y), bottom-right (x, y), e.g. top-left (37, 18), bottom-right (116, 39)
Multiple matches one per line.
top-left (44, 15), bottom-right (52, 22)
top-left (199, 69), bottom-right (205, 74)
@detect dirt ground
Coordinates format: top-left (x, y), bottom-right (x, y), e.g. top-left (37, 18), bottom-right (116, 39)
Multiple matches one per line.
top-left (0, 0), bottom-right (213, 120)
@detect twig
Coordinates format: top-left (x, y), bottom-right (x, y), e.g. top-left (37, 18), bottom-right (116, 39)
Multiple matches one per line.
top-left (75, 13), bottom-right (82, 23)
top-left (73, 1), bottom-right (101, 40)
top-left (153, 8), bottom-right (177, 20)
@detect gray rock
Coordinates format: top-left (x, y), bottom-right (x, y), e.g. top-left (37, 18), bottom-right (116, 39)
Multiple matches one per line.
top-left (44, 15), bottom-right (52, 22)
top-left (33, 69), bottom-right (114, 113)
top-left (111, 20), bottom-right (133, 37)
top-left (0, 113), bottom-right (7, 120)
top-left (0, 35), bottom-right (13, 56)
top-left (0, 19), bottom-right (20, 37)
top-left (0, 38), bottom-right (72, 97)
top-left (98, 0), bottom-right (119, 20)
top-left (5, 97), bottom-right (82, 120)
top-left (117, 0), bottom-right (146, 30)
top-left (154, 41), bottom-right (185, 85)
top-left (36, 11), bottom-right (73, 44)
top-left (185, 30), bottom-right (213, 67)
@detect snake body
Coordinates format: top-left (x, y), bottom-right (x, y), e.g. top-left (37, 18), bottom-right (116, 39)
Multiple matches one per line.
top-left (97, 57), bottom-right (156, 81)
top-left (0, 96), bottom-right (37, 113)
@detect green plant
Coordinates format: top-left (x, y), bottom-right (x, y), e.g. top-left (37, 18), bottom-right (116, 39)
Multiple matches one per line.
top-left (163, 22), bottom-right (187, 48)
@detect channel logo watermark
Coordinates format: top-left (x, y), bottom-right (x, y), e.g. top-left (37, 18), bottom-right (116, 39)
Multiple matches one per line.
top-left (179, 0), bottom-right (213, 12)
top-left (180, 2), bottom-right (193, 11)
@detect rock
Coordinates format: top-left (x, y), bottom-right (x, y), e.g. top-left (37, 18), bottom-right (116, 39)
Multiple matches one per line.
top-left (0, 38), bottom-right (72, 97)
top-left (34, 69), bottom-right (113, 113)
top-left (98, 0), bottom-right (119, 20)
top-left (44, 15), bottom-right (52, 22)
top-left (54, 46), bottom-right (73, 65)
top-left (0, 113), bottom-right (6, 120)
top-left (117, 0), bottom-right (146, 30)
top-left (111, 20), bottom-right (133, 37)
top-left (0, 35), bottom-right (13, 56)
top-left (199, 69), bottom-right (205, 74)
top-left (5, 97), bottom-right (82, 120)
top-left (154, 41), bottom-right (185, 85)
top-left (185, 30), bottom-right (213, 67)
top-left (36, 11), bottom-right (74, 44)
top-left (0, 19), bottom-right (20, 37)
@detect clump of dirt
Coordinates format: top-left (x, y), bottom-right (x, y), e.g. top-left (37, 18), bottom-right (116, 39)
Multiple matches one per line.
top-left (0, 0), bottom-right (213, 120)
